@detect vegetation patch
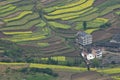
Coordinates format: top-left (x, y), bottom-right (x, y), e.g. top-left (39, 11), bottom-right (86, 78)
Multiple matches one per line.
top-left (4, 11), bottom-right (32, 22)
top-left (98, 68), bottom-right (120, 74)
top-left (41, 56), bottom-right (66, 62)
top-left (44, 0), bottom-right (87, 13)
top-left (30, 63), bottom-right (89, 71)
top-left (37, 43), bottom-right (49, 47)
top-left (49, 0), bottom-right (95, 15)
top-left (45, 7), bottom-right (93, 20)
top-left (48, 21), bottom-right (71, 29)
top-left (0, 5), bottom-right (16, 14)
top-left (3, 31), bottom-right (32, 35)
top-left (6, 13), bottom-right (39, 26)
top-left (36, 20), bottom-right (46, 27)
top-left (85, 28), bottom-right (99, 34)
top-left (2, 34), bottom-right (46, 42)
top-left (115, 11), bottom-right (120, 15)
top-left (87, 18), bottom-right (109, 28)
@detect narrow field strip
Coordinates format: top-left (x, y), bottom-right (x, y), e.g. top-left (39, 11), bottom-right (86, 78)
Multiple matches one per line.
top-left (0, 8), bottom-right (20, 18)
top-left (48, 21), bottom-right (71, 29)
top-left (2, 35), bottom-right (46, 42)
top-left (6, 13), bottom-right (39, 26)
top-left (0, 4), bottom-right (13, 10)
top-left (98, 68), bottom-right (120, 74)
top-left (44, 0), bottom-right (87, 12)
top-left (0, 19), bottom-right (41, 31)
top-left (4, 11), bottom-right (32, 22)
top-left (49, 0), bottom-right (94, 15)
top-left (0, 5), bottom-right (16, 14)
top-left (3, 31), bottom-right (32, 35)
top-left (45, 7), bottom-right (93, 20)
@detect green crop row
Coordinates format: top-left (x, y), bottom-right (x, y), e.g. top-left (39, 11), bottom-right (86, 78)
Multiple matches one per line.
top-left (41, 56), bottom-right (66, 62)
top-left (97, 0), bottom-right (120, 12)
top-left (0, 8), bottom-right (20, 18)
top-left (0, 19), bottom-right (41, 31)
top-left (49, 0), bottom-right (94, 15)
top-left (44, 0), bottom-right (87, 13)
top-left (3, 31), bottom-right (32, 35)
top-left (87, 18), bottom-right (109, 28)
top-left (48, 21), bottom-right (71, 29)
top-left (85, 28), bottom-right (99, 34)
top-left (45, 7), bottom-right (93, 20)
top-left (75, 22), bottom-right (83, 30)
top-left (0, 62), bottom-right (96, 72)
top-left (4, 11), bottom-right (32, 22)
top-left (72, 13), bottom-right (99, 22)
top-left (0, 5), bottom-right (16, 14)
top-left (115, 11), bottom-right (120, 15)
top-left (99, 4), bottom-right (120, 16)
top-left (6, 0), bottom-right (21, 3)
top-left (0, 4), bottom-right (13, 10)
top-left (2, 34), bottom-right (46, 42)
top-left (70, 1), bottom-right (120, 22)
top-left (36, 20), bottom-right (46, 28)
top-left (6, 13), bottom-right (39, 26)
top-left (112, 76), bottom-right (120, 80)
top-left (57, 0), bottom-right (87, 9)
top-left (98, 68), bottom-right (120, 74)
top-left (18, 4), bottom-right (34, 11)
top-left (37, 43), bottom-right (49, 47)
top-left (30, 63), bottom-right (88, 71)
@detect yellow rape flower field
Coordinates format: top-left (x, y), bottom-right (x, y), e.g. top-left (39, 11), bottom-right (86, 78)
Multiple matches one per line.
top-left (49, 0), bottom-right (95, 15)
top-left (4, 11), bottom-right (32, 22)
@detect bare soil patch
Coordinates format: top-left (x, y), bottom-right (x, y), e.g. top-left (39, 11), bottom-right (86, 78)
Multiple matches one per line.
top-left (93, 0), bottom-right (108, 6)
top-left (71, 71), bottom-right (113, 80)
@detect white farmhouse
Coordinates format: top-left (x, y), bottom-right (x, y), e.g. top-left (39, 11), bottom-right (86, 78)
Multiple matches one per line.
top-left (76, 31), bottom-right (92, 46)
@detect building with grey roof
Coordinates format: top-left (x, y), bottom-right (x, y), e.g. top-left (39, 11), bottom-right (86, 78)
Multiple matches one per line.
top-left (76, 31), bottom-right (92, 46)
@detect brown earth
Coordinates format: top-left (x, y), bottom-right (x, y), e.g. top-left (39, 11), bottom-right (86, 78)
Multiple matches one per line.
top-left (56, 71), bottom-right (113, 80)
top-left (71, 71), bottom-right (113, 80)
top-left (93, 0), bottom-right (108, 6)
top-left (4, 11), bottom-right (22, 19)
top-left (0, 31), bottom-right (6, 38)
top-left (92, 11), bottom-right (120, 42)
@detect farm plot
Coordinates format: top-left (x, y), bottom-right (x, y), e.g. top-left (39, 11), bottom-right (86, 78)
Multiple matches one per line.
top-left (2, 27), bottom-right (50, 43)
top-left (87, 18), bottom-right (109, 28)
top-left (48, 0), bottom-right (94, 15)
top-left (0, 0), bottom-right (21, 6)
top-left (3, 31), bottom-right (32, 35)
top-left (0, 19), bottom-right (41, 31)
top-left (30, 63), bottom-right (87, 71)
top-left (48, 21), bottom-right (71, 29)
top-left (98, 68), bottom-right (120, 74)
top-left (115, 11), bottom-right (120, 15)
top-left (4, 11), bottom-right (32, 22)
top-left (44, 0), bottom-right (87, 13)
top-left (6, 13), bottom-right (39, 26)
top-left (45, 7), bottom-right (93, 20)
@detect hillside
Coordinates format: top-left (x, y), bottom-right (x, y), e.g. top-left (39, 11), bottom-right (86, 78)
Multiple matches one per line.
top-left (0, 63), bottom-right (120, 80)
top-left (0, 0), bottom-right (120, 62)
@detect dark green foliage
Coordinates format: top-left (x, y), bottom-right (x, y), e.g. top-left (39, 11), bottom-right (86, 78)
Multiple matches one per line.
top-left (100, 23), bottom-right (111, 28)
top-left (91, 58), bottom-right (101, 68)
top-left (20, 68), bottom-right (58, 77)
top-left (83, 21), bottom-right (87, 30)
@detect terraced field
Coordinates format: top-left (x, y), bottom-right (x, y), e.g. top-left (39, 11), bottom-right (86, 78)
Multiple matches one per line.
top-left (0, 0), bottom-right (120, 61)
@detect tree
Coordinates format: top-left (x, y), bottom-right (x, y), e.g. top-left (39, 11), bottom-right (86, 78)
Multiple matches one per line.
top-left (83, 21), bottom-right (87, 30)
top-left (91, 58), bottom-right (100, 68)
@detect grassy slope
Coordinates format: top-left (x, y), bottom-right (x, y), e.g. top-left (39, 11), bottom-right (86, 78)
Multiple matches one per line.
top-left (0, 0), bottom-right (120, 58)
top-left (0, 62), bottom-right (120, 80)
